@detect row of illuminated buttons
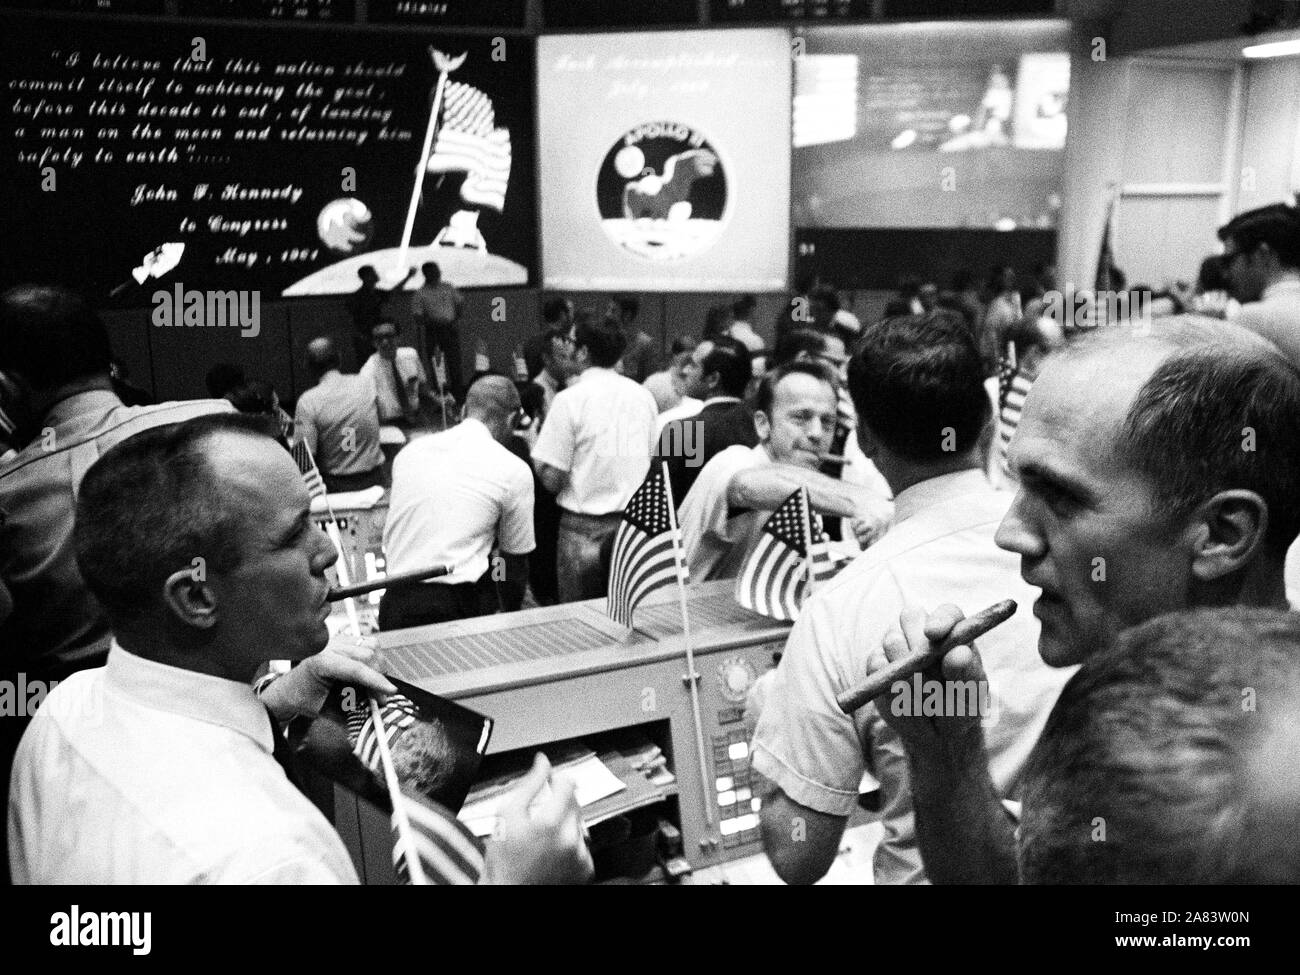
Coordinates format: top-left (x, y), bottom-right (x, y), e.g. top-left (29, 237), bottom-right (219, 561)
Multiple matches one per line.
top-left (713, 741), bottom-right (750, 762)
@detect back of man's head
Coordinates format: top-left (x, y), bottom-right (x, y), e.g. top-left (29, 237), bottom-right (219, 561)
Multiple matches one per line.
top-left (74, 414), bottom-right (272, 631)
top-left (847, 311), bottom-right (989, 464)
top-left (614, 296), bottom-right (639, 324)
top-left (771, 328), bottom-right (829, 369)
top-left (0, 285), bottom-right (112, 391)
top-left (306, 337), bottom-right (341, 377)
top-left (576, 318), bottom-right (628, 369)
top-left (700, 336), bottom-right (751, 399)
top-left (205, 362), bottom-right (247, 399)
top-left (1071, 320), bottom-right (1300, 555)
top-left (1217, 202), bottom-right (1300, 270)
top-left (464, 373), bottom-right (521, 436)
top-left (1020, 607), bottom-right (1300, 884)
top-left (422, 262), bottom-right (441, 285)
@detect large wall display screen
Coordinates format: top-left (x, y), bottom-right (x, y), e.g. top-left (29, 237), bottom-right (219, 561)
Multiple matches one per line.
top-left (793, 20), bottom-right (1069, 230)
top-left (538, 29), bottom-right (791, 292)
top-left (0, 15), bottom-right (537, 302)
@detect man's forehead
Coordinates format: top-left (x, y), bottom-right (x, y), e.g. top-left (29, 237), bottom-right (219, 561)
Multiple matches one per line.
top-left (206, 433), bottom-right (308, 515)
top-left (1013, 343), bottom-right (1167, 473)
top-left (773, 373), bottom-right (836, 410)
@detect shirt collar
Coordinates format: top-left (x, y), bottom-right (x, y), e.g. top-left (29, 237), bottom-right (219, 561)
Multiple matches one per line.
top-left (456, 416), bottom-right (493, 440)
top-left (103, 641), bottom-right (274, 754)
top-left (702, 395), bottom-right (743, 407)
top-left (893, 469), bottom-right (990, 524)
top-left (576, 366), bottom-right (616, 383)
top-left (42, 388), bottom-right (123, 427)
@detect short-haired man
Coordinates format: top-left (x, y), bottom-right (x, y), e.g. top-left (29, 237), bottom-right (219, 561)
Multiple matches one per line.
top-left (607, 296), bottom-right (660, 383)
top-left (678, 360), bottom-right (892, 582)
top-left (411, 262), bottom-right (465, 394)
top-left (1218, 202), bottom-right (1300, 362)
top-left (655, 336), bottom-right (757, 506)
top-left (7, 414), bottom-right (589, 884)
top-left (533, 318), bottom-right (659, 602)
top-left (293, 337), bottom-right (386, 494)
top-left (359, 321), bottom-right (429, 427)
top-left (1019, 607), bottom-right (1300, 884)
top-left (524, 296), bottom-right (575, 381)
top-left (346, 264), bottom-right (415, 369)
top-left (381, 375), bottom-right (535, 629)
top-left (0, 286), bottom-right (230, 879)
top-left (752, 314), bottom-right (1072, 884)
top-left (643, 336), bottom-right (699, 415)
top-left (872, 320), bottom-right (1300, 883)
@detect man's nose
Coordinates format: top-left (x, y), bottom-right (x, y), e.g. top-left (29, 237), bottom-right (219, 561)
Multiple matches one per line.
top-left (994, 492), bottom-right (1045, 559)
top-left (313, 528), bottom-right (339, 571)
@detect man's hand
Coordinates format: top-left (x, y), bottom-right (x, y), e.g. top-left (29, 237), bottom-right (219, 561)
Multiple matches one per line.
top-left (259, 635), bottom-right (396, 723)
top-left (869, 604), bottom-right (1018, 883)
top-left (873, 604), bottom-right (989, 754)
top-left (481, 754), bottom-right (594, 885)
top-left (850, 495), bottom-right (893, 549)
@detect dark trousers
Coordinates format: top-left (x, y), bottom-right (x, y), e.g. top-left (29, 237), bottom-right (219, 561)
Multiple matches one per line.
top-left (378, 574), bottom-right (497, 631)
top-left (422, 321), bottom-right (463, 397)
top-left (322, 465), bottom-right (388, 495)
top-left (556, 510), bottom-right (623, 603)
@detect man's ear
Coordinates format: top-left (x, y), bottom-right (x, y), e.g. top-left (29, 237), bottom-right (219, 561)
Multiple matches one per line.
top-left (161, 567), bottom-right (219, 630)
top-left (753, 409), bottom-right (771, 443)
top-left (856, 419), bottom-right (880, 460)
top-left (1189, 489), bottom-right (1269, 583)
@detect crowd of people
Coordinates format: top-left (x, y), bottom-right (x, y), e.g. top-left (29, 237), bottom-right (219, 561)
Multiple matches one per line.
top-left (2, 200), bottom-right (1300, 884)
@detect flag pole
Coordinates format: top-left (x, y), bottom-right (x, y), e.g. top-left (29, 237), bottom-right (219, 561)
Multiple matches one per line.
top-left (661, 461), bottom-right (716, 833)
top-left (397, 48), bottom-right (466, 277)
top-left (368, 697), bottom-right (429, 886)
top-left (798, 485), bottom-right (816, 602)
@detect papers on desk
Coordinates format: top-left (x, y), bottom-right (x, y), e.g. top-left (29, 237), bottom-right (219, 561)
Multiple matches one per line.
top-left (458, 747), bottom-right (627, 838)
top-left (309, 484), bottom-right (386, 514)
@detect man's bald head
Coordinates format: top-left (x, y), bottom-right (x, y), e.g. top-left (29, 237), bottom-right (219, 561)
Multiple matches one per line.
top-left (464, 373), bottom-right (521, 443)
top-left (306, 336), bottom-right (341, 378)
top-left (998, 318), bottom-right (1300, 666)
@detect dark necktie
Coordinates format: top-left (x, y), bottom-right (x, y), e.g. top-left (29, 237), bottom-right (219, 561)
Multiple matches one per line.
top-left (390, 356), bottom-right (415, 417)
top-left (265, 707), bottom-right (302, 791)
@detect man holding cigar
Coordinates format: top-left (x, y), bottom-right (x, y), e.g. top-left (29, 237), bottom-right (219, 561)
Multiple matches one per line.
top-left (751, 313), bottom-right (1072, 884)
top-left (872, 319), bottom-right (1300, 883)
top-left (677, 360), bottom-right (892, 582)
top-left (8, 414), bottom-right (591, 884)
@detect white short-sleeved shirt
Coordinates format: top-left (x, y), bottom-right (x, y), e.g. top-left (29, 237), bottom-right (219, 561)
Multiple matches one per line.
top-left (678, 443), bottom-right (772, 582)
top-left (750, 470), bottom-right (1076, 884)
top-left (293, 370), bottom-right (385, 477)
top-left (531, 367), bottom-right (659, 515)
top-left (383, 417), bottom-right (535, 584)
top-left (7, 643), bottom-right (359, 884)
top-left (360, 347), bottom-right (426, 422)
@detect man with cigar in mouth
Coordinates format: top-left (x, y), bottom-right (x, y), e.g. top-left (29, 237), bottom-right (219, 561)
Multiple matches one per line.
top-left (677, 360), bottom-right (892, 582)
top-left (752, 313), bottom-right (1073, 884)
top-left (872, 319), bottom-right (1300, 883)
top-left (8, 414), bottom-right (591, 884)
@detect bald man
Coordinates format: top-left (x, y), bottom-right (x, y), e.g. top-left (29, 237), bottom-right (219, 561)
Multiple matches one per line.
top-left (293, 336), bottom-right (386, 493)
top-left (866, 319), bottom-right (1300, 883)
top-left (380, 374), bottom-right (535, 630)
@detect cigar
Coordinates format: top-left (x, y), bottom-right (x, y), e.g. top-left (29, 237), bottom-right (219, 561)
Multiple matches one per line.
top-left (835, 599), bottom-right (1018, 714)
top-left (326, 564), bottom-right (453, 601)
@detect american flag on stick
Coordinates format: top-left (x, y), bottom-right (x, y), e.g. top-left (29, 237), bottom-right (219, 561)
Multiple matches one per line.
top-left (393, 786), bottom-right (484, 886)
top-left (606, 463), bottom-right (688, 629)
top-left (735, 489), bottom-right (850, 621)
top-left (289, 436), bottom-right (325, 501)
top-left (426, 81), bottom-right (512, 212)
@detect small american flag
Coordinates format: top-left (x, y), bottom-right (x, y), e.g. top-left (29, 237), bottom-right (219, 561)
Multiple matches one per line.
top-left (427, 81), bottom-right (512, 212)
top-left (393, 786), bottom-right (484, 885)
top-left (735, 489), bottom-right (849, 622)
top-left (290, 437), bottom-right (325, 500)
top-left (606, 463), bottom-right (688, 628)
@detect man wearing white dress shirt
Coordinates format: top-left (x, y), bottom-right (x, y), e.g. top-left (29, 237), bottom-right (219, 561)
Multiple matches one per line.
top-left (380, 375), bottom-right (535, 630)
top-left (532, 317), bottom-right (659, 602)
top-left (7, 413), bottom-right (591, 885)
top-left (359, 321), bottom-right (427, 426)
